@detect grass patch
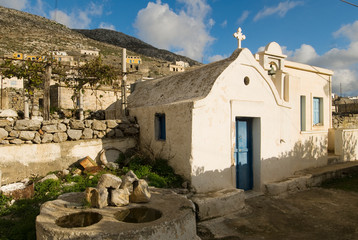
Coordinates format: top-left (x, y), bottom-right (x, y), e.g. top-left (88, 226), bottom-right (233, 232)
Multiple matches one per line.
top-left (321, 172), bottom-right (358, 192)
top-left (0, 154), bottom-right (184, 239)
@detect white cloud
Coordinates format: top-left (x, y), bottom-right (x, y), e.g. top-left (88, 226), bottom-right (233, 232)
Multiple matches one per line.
top-left (0, 0), bottom-right (27, 10)
top-left (50, 2), bottom-right (103, 29)
top-left (286, 21), bottom-right (358, 95)
top-left (99, 22), bottom-right (115, 30)
top-left (134, 0), bottom-right (214, 61)
top-left (254, 1), bottom-right (303, 21)
top-left (237, 10), bottom-right (249, 25)
top-left (208, 54), bottom-right (227, 62)
top-left (221, 20), bottom-right (227, 27)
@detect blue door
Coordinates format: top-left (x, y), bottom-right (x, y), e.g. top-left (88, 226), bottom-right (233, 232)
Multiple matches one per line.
top-left (235, 118), bottom-right (253, 190)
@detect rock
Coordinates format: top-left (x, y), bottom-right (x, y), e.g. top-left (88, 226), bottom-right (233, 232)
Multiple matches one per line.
top-left (42, 124), bottom-right (58, 133)
top-left (85, 187), bottom-right (108, 208)
top-left (120, 170), bottom-right (139, 194)
top-left (69, 120), bottom-right (85, 130)
top-left (82, 128), bottom-right (93, 139)
top-left (62, 169), bottom-right (70, 176)
top-left (10, 139), bottom-right (24, 144)
top-left (42, 120), bottom-right (58, 125)
top-left (57, 123), bottom-right (67, 132)
top-left (19, 131), bottom-right (35, 141)
top-left (0, 128), bottom-right (8, 140)
top-left (0, 109), bottom-right (18, 118)
top-left (39, 173), bottom-right (59, 182)
top-left (0, 119), bottom-right (12, 127)
top-left (97, 174), bottom-right (122, 189)
top-left (9, 130), bottom-right (19, 137)
top-left (67, 129), bottom-right (82, 140)
top-left (106, 162), bottom-right (120, 170)
top-left (25, 140), bottom-right (33, 144)
top-left (124, 127), bottom-right (139, 135)
top-left (0, 182), bottom-right (34, 200)
top-left (14, 120), bottom-right (41, 131)
top-left (84, 120), bottom-right (93, 128)
top-left (33, 132), bottom-right (42, 144)
top-left (96, 131), bottom-right (105, 138)
top-left (106, 120), bottom-right (118, 129)
top-left (93, 120), bottom-right (107, 131)
top-left (115, 129), bottom-right (124, 137)
top-left (0, 140), bottom-right (9, 144)
top-left (41, 133), bottom-right (53, 143)
top-left (4, 125), bottom-right (12, 132)
top-left (53, 132), bottom-right (68, 142)
top-left (118, 123), bottom-right (131, 130)
top-left (106, 128), bottom-right (115, 138)
top-left (130, 179), bottom-right (151, 203)
top-left (110, 188), bottom-right (130, 206)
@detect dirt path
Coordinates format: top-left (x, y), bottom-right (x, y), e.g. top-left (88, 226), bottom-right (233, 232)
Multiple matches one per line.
top-left (197, 188), bottom-right (358, 240)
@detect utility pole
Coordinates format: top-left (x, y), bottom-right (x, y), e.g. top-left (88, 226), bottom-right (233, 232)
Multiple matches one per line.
top-left (43, 64), bottom-right (51, 120)
top-left (121, 48), bottom-right (127, 116)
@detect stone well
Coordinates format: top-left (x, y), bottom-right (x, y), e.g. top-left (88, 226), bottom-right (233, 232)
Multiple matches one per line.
top-left (36, 188), bottom-right (199, 240)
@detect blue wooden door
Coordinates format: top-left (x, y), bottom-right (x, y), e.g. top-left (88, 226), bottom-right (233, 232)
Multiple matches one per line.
top-left (235, 118), bottom-right (253, 190)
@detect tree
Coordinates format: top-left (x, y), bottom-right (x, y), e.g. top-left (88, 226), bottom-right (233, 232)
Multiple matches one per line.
top-left (64, 56), bottom-right (118, 120)
top-left (1, 59), bottom-right (45, 119)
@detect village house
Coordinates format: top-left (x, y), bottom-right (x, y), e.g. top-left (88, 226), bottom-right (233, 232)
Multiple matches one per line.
top-left (127, 28), bottom-right (334, 193)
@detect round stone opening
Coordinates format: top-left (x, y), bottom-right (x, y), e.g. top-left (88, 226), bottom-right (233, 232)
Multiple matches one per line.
top-left (115, 207), bottom-right (162, 223)
top-left (56, 212), bottom-right (102, 228)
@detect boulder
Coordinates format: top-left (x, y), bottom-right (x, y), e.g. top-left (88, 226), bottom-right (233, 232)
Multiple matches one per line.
top-left (106, 120), bottom-right (118, 129)
top-left (39, 173), bottom-right (59, 182)
top-left (85, 187), bottom-right (108, 208)
top-left (19, 131), bottom-right (35, 141)
top-left (0, 109), bottom-right (17, 118)
top-left (57, 123), bottom-right (67, 132)
top-left (69, 120), bottom-right (85, 130)
top-left (53, 132), bottom-right (68, 142)
top-left (0, 128), bottom-right (8, 140)
top-left (110, 188), bottom-right (129, 206)
top-left (42, 124), bottom-right (58, 133)
top-left (67, 129), bottom-right (82, 140)
top-left (97, 174), bottom-right (122, 189)
top-left (93, 120), bottom-right (107, 131)
top-left (82, 128), bottom-right (93, 139)
top-left (129, 179), bottom-right (151, 203)
top-left (14, 120), bottom-right (41, 131)
top-left (41, 133), bottom-right (54, 143)
top-left (120, 170), bottom-right (139, 194)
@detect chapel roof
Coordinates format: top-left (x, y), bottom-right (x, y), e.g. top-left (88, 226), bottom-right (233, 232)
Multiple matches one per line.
top-left (127, 49), bottom-right (242, 108)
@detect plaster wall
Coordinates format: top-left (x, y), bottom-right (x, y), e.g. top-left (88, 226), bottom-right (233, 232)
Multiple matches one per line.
top-left (0, 138), bottom-right (136, 184)
top-left (190, 48), bottom-right (330, 192)
top-left (334, 129), bottom-right (358, 161)
top-left (129, 102), bottom-right (193, 180)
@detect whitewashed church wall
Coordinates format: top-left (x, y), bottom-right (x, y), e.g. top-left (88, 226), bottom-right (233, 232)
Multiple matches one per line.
top-left (129, 102), bottom-right (193, 181)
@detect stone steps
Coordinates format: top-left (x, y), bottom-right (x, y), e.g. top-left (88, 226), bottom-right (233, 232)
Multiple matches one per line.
top-left (265, 161), bottom-right (358, 196)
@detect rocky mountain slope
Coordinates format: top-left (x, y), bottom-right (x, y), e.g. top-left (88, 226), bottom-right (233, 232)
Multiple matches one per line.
top-left (74, 29), bottom-right (201, 66)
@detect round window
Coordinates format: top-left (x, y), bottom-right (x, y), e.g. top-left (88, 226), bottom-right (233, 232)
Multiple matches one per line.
top-left (244, 76), bottom-right (250, 85)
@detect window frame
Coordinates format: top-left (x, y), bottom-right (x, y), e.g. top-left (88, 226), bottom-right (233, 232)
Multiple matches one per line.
top-left (155, 113), bottom-right (166, 141)
top-left (313, 97), bottom-right (323, 126)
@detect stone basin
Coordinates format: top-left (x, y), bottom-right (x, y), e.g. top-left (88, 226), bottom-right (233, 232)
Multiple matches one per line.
top-left (36, 188), bottom-right (199, 240)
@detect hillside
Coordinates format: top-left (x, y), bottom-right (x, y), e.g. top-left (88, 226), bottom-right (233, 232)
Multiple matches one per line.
top-left (74, 29), bottom-right (201, 66)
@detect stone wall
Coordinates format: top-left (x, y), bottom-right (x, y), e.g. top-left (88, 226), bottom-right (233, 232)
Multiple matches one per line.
top-left (332, 114), bottom-right (358, 129)
top-left (0, 118), bottom-right (138, 145)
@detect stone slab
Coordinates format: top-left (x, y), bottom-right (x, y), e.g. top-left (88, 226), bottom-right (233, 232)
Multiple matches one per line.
top-left (191, 188), bottom-right (245, 221)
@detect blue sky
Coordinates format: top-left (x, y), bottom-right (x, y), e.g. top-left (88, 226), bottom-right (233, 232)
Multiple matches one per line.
top-left (1, 0), bottom-right (358, 95)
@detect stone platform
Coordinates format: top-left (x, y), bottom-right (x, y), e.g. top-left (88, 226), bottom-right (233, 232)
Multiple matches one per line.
top-left (36, 188), bottom-right (199, 240)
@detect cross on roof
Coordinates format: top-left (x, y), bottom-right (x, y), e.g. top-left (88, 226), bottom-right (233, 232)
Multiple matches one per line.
top-left (233, 27), bottom-right (246, 49)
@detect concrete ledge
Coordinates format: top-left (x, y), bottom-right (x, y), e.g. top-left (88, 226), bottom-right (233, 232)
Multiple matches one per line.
top-left (265, 161), bottom-right (358, 196)
top-left (191, 188), bottom-right (245, 221)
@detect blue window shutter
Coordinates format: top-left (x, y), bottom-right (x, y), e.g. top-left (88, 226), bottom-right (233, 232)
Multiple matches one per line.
top-left (160, 115), bottom-right (166, 140)
top-left (313, 98), bottom-right (320, 125)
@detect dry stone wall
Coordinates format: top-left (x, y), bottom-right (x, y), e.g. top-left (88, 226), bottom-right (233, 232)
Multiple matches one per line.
top-left (333, 114), bottom-right (358, 129)
top-left (0, 118), bottom-right (139, 145)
